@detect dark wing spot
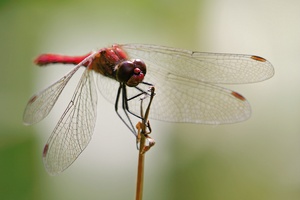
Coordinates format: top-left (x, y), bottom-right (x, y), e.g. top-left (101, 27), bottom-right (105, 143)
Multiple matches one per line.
top-left (251, 55), bottom-right (266, 62)
top-left (28, 95), bottom-right (37, 104)
top-left (43, 144), bottom-right (49, 157)
top-left (231, 91), bottom-right (246, 101)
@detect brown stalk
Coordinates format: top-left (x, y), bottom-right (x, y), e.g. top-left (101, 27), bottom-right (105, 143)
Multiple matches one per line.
top-left (135, 86), bottom-right (155, 200)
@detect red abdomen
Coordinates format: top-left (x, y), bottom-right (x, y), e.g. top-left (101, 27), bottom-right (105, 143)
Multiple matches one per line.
top-left (33, 45), bottom-right (145, 86)
top-left (34, 53), bottom-right (91, 66)
top-left (34, 45), bottom-right (129, 77)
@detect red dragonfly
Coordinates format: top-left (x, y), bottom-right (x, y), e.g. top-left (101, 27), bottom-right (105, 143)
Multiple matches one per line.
top-left (23, 44), bottom-right (274, 175)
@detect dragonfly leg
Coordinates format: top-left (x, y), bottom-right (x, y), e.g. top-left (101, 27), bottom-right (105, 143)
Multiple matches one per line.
top-left (115, 84), bottom-right (137, 136)
top-left (136, 86), bottom-right (156, 153)
top-left (114, 82), bottom-right (155, 137)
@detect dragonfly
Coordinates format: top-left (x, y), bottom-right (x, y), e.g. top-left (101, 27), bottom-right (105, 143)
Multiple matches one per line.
top-left (23, 44), bottom-right (274, 175)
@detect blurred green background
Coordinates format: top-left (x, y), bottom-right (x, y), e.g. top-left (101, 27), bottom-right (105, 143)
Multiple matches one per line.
top-left (1, 0), bottom-right (300, 199)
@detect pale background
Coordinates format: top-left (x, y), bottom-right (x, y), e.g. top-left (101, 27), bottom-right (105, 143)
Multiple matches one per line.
top-left (1, 0), bottom-right (300, 199)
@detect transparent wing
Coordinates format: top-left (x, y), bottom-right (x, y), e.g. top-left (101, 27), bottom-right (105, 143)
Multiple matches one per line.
top-left (120, 43), bottom-right (274, 84)
top-left (23, 64), bottom-right (82, 125)
top-left (23, 52), bottom-right (99, 125)
top-left (140, 76), bottom-right (251, 124)
top-left (96, 44), bottom-right (274, 124)
top-left (97, 74), bottom-right (251, 124)
top-left (43, 69), bottom-right (97, 175)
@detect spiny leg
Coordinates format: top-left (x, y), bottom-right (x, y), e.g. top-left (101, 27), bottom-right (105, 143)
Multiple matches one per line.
top-left (115, 84), bottom-right (136, 135)
top-left (114, 82), bottom-right (155, 137)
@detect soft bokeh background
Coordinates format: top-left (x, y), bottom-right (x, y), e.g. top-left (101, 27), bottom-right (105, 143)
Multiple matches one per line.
top-left (1, 0), bottom-right (300, 199)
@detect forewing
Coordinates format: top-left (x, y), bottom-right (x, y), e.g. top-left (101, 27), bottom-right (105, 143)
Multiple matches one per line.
top-left (43, 69), bottom-right (97, 175)
top-left (121, 44), bottom-right (274, 84)
top-left (97, 44), bottom-right (273, 124)
top-left (23, 64), bottom-right (82, 125)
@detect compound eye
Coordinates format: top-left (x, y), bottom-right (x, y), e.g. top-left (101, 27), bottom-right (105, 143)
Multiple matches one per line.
top-left (133, 59), bottom-right (146, 75)
top-left (116, 61), bottom-right (135, 83)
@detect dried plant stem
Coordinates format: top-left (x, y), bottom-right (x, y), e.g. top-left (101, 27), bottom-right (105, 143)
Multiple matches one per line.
top-left (136, 135), bottom-right (146, 200)
top-left (135, 87), bottom-right (155, 200)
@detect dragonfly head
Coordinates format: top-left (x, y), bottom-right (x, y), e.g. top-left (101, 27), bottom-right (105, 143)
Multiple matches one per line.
top-left (116, 59), bottom-right (146, 87)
